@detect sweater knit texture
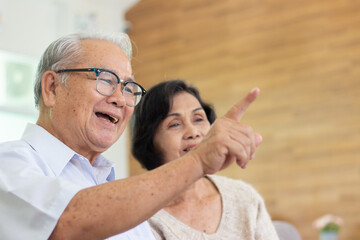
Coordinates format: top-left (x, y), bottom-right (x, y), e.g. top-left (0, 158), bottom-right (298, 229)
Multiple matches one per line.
top-left (149, 175), bottom-right (279, 240)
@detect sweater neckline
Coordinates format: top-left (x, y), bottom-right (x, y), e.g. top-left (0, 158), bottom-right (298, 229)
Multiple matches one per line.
top-left (158, 175), bottom-right (228, 236)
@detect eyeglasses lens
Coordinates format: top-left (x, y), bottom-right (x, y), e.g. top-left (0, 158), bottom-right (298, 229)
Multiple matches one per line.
top-left (96, 71), bottom-right (142, 106)
top-left (123, 83), bottom-right (142, 107)
top-left (96, 71), bottom-right (117, 96)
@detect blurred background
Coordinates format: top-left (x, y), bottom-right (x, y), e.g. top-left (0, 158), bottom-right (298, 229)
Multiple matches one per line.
top-left (0, 0), bottom-right (139, 179)
top-left (1, 0), bottom-right (359, 239)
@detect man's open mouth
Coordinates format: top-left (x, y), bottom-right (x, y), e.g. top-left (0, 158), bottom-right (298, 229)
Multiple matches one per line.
top-left (95, 112), bottom-right (119, 124)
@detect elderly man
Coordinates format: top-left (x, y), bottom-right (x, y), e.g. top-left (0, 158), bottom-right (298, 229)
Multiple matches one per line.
top-left (0, 32), bottom-right (262, 240)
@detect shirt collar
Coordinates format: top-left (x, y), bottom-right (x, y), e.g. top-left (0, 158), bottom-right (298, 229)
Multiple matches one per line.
top-left (92, 155), bottom-right (116, 182)
top-left (22, 123), bottom-right (76, 176)
top-left (22, 123), bottom-right (115, 181)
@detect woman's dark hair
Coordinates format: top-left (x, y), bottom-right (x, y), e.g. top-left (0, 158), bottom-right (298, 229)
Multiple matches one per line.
top-left (131, 79), bottom-right (216, 170)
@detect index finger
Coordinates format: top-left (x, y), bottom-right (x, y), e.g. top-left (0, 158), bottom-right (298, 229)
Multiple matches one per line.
top-left (224, 88), bottom-right (260, 122)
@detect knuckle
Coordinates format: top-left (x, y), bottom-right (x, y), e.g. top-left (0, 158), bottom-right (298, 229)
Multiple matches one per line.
top-left (243, 125), bottom-right (253, 134)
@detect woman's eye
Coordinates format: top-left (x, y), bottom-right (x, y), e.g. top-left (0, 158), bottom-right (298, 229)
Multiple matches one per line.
top-left (195, 117), bottom-right (204, 122)
top-left (169, 123), bottom-right (180, 128)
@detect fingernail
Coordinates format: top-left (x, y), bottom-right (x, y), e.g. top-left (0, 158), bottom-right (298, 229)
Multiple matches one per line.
top-left (250, 153), bottom-right (255, 159)
top-left (250, 88), bottom-right (259, 94)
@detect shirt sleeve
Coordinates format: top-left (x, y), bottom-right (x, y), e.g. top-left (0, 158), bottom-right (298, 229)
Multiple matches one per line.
top-left (0, 143), bottom-right (82, 240)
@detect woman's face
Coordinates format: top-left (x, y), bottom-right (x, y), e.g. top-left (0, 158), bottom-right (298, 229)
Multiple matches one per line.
top-left (153, 91), bottom-right (211, 163)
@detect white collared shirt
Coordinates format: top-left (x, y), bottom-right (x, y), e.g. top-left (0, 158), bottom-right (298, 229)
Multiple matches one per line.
top-left (0, 123), bottom-right (155, 240)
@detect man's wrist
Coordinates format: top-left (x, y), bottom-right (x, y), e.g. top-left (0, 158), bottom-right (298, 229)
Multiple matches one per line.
top-left (182, 151), bottom-right (206, 178)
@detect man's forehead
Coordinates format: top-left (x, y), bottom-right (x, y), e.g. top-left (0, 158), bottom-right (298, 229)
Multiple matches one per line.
top-left (79, 39), bottom-right (129, 58)
top-left (79, 39), bottom-right (133, 79)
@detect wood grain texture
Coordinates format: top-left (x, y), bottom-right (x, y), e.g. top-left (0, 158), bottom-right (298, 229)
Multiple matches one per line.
top-left (126, 1), bottom-right (360, 239)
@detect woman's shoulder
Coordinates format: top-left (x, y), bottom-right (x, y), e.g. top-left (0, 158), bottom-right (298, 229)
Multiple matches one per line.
top-left (207, 175), bottom-right (264, 202)
top-left (207, 174), bottom-right (252, 189)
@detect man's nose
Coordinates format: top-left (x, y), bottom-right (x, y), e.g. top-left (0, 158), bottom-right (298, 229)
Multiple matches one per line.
top-left (107, 84), bottom-right (126, 107)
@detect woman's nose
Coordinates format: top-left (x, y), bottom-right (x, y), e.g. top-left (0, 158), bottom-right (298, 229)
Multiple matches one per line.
top-left (184, 124), bottom-right (200, 139)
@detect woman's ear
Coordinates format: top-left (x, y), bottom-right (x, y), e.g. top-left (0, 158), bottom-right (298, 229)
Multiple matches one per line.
top-left (41, 70), bottom-right (58, 108)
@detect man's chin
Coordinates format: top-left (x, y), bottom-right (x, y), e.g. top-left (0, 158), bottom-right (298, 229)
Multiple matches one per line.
top-left (89, 138), bottom-right (117, 153)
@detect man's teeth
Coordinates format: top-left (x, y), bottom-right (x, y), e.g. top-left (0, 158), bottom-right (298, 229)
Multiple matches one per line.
top-left (184, 147), bottom-right (193, 152)
top-left (110, 116), bottom-right (119, 123)
top-left (96, 113), bottom-right (119, 124)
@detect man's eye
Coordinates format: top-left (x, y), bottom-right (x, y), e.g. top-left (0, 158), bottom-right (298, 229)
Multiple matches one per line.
top-left (99, 78), bottom-right (113, 85)
top-left (124, 86), bottom-right (134, 94)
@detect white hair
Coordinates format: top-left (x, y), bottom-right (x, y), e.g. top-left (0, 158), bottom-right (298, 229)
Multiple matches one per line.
top-left (34, 32), bottom-right (132, 108)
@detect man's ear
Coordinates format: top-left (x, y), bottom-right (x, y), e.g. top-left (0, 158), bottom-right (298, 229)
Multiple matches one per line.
top-left (41, 70), bottom-right (59, 108)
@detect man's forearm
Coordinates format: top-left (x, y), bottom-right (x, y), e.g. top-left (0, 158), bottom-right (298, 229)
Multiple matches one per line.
top-left (50, 88), bottom-right (261, 240)
top-left (49, 153), bottom-right (204, 240)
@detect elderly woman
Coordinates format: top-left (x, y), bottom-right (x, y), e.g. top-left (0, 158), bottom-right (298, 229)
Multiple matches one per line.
top-left (131, 80), bottom-right (279, 240)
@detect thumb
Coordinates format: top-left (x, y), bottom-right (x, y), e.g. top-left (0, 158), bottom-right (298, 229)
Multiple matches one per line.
top-left (224, 88), bottom-right (260, 122)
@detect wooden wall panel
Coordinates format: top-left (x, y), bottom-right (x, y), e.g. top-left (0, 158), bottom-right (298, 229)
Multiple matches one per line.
top-left (126, 1), bottom-right (360, 239)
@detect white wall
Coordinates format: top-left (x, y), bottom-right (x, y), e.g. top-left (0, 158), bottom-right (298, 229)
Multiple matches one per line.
top-left (0, 0), bottom-right (139, 179)
top-left (0, 0), bottom-right (138, 58)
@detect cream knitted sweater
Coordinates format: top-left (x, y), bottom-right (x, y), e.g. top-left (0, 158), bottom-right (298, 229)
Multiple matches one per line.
top-left (149, 175), bottom-right (279, 240)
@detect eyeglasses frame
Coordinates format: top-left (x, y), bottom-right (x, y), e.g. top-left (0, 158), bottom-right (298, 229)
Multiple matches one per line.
top-left (55, 68), bottom-right (146, 103)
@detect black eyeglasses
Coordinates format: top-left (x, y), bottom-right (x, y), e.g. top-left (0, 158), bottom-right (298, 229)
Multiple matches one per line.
top-left (56, 68), bottom-right (146, 107)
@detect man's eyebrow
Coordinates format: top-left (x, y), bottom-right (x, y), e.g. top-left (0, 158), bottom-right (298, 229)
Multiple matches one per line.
top-left (102, 67), bottom-right (135, 81)
top-left (165, 107), bottom-right (204, 118)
